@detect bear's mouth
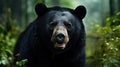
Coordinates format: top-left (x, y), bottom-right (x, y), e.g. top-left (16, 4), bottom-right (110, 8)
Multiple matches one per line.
top-left (54, 43), bottom-right (66, 50)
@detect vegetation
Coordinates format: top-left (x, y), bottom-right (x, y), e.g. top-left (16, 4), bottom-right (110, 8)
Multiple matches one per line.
top-left (94, 12), bottom-right (120, 67)
top-left (87, 12), bottom-right (120, 67)
top-left (0, 0), bottom-right (120, 67)
top-left (0, 8), bottom-right (22, 67)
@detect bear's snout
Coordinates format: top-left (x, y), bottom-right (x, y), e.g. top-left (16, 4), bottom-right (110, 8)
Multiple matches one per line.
top-left (51, 25), bottom-right (69, 49)
top-left (55, 33), bottom-right (65, 44)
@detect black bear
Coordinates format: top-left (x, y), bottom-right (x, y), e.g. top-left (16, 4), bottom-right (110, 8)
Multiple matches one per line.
top-left (14, 3), bottom-right (87, 67)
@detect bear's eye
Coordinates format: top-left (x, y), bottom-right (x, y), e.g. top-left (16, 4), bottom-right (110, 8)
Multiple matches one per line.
top-left (49, 22), bottom-right (57, 30)
top-left (50, 22), bottom-right (57, 26)
top-left (64, 22), bottom-right (72, 30)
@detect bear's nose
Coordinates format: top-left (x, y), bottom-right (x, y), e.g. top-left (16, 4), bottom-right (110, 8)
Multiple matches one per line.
top-left (55, 33), bottom-right (65, 44)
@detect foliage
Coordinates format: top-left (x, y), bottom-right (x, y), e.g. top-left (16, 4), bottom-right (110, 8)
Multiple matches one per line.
top-left (0, 25), bottom-right (15, 66)
top-left (0, 8), bottom-right (21, 67)
top-left (16, 59), bottom-right (27, 67)
top-left (91, 12), bottom-right (120, 67)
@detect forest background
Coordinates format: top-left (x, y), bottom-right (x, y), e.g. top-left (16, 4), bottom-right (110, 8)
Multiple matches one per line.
top-left (0, 0), bottom-right (120, 67)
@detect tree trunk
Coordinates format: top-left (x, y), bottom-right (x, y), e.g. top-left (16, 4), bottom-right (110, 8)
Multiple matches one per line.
top-left (109, 0), bottom-right (120, 16)
top-left (10, 0), bottom-right (22, 25)
top-left (109, 0), bottom-right (114, 16)
top-left (118, 0), bottom-right (120, 11)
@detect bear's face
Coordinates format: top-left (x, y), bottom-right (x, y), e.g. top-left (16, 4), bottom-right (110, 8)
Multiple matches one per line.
top-left (46, 11), bottom-right (75, 50)
top-left (35, 3), bottom-right (86, 51)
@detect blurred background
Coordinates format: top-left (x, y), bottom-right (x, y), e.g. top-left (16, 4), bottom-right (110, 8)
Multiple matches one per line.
top-left (0, 0), bottom-right (120, 67)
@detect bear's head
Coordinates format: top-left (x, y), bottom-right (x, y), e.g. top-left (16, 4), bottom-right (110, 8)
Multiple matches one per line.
top-left (35, 3), bottom-right (86, 52)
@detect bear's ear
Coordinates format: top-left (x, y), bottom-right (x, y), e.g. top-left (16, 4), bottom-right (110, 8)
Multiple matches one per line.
top-left (35, 3), bottom-right (47, 17)
top-left (74, 6), bottom-right (86, 19)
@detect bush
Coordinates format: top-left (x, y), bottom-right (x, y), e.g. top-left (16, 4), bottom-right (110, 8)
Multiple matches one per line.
top-left (92, 12), bottom-right (120, 67)
top-left (0, 24), bottom-right (16, 66)
top-left (0, 8), bottom-right (21, 67)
